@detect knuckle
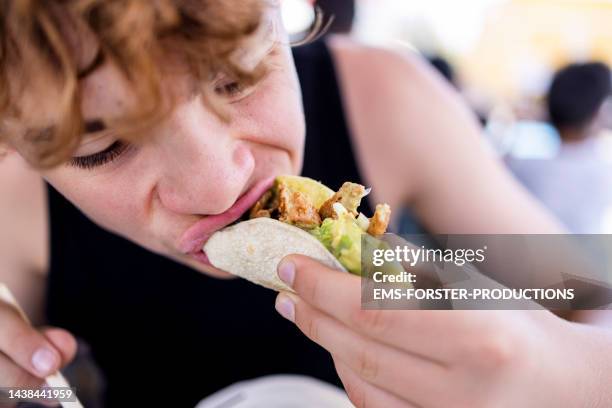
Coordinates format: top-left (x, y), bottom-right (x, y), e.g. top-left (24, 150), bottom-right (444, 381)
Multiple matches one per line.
top-left (471, 328), bottom-right (520, 369)
top-left (304, 315), bottom-right (321, 343)
top-left (355, 347), bottom-right (379, 381)
top-left (352, 309), bottom-right (390, 336)
top-left (303, 274), bottom-right (323, 305)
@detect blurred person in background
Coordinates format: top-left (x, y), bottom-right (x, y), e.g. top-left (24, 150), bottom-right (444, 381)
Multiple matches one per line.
top-left (507, 62), bottom-right (612, 233)
top-left (2, 1), bottom-right (612, 407)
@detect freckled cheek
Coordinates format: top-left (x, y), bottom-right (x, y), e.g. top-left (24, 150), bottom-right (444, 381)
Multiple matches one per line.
top-left (244, 79), bottom-right (305, 162)
top-left (268, 94), bottom-right (305, 171)
top-left (276, 104), bottom-right (305, 149)
top-left (45, 173), bottom-right (152, 240)
top-left (97, 195), bottom-right (145, 231)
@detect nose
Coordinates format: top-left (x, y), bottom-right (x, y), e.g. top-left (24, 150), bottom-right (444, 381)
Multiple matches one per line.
top-left (152, 98), bottom-right (256, 215)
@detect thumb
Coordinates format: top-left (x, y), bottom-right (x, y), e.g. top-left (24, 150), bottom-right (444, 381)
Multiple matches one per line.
top-left (41, 328), bottom-right (78, 368)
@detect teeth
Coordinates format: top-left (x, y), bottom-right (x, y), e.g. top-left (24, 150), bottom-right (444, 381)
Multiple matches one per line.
top-left (363, 187), bottom-right (372, 197)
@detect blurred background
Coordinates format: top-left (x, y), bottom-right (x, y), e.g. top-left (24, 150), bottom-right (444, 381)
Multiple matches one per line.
top-left (283, 0), bottom-right (612, 233)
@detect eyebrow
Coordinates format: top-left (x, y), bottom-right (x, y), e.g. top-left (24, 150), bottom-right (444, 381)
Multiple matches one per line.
top-left (84, 119), bottom-right (106, 133)
top-left (23, 52), bottom-right (108, 142)
top-left (26, 119), bottom-right (107, 143)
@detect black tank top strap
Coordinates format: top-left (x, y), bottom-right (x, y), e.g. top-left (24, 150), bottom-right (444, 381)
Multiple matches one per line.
top-left (293, 39), bottom-right (374, 216)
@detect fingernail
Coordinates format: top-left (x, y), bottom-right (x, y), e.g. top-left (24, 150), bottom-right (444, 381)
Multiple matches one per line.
top-left (32, 347), bottom-right (58, 376)
top-left (278, 260), bottom-right (295, 287)
top-left (275, 295), bottom-right (295, 322)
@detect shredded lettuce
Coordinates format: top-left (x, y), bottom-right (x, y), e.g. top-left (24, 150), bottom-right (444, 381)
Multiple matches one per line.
top-left (311, 214), bottom-right (364, 275)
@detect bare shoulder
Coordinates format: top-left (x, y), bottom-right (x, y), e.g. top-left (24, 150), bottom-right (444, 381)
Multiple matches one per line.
top-left (328, 36), bottom-right (452, 90)
top-left (326, 35), bottom-right (483, 205)
top-left (0, 152), bottom-right (49, 277)
top-left (327, 34), bottom-right (479, 143)
top-left (327, 36), bottom-right (562, 234)
top-left (328, 35), bottom-right (434, 83)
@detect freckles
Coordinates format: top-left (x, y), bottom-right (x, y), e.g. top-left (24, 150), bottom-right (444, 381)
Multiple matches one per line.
top-left (259, 91), bottom-right (303, 133)
top-left (94, 188), bottom-right (132, 217)
top-left (82, 176), bottom-right (146, 226)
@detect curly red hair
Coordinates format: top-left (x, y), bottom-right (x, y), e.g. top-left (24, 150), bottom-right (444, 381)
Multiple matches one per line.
top-left (0, 0), bottom-right (269, 167)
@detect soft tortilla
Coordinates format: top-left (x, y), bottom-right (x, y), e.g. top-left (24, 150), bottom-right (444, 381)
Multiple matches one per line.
top-left (204, 218), bottom-right (346, 291)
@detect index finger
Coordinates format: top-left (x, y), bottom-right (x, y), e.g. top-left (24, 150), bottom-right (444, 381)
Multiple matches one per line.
top-left (279, 254), bottom-right (491, 363)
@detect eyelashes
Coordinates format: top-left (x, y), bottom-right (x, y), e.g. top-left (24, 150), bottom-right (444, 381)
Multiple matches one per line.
top-left (214, 78), bottom-right (248, 99)
top-left (69, 141), bottom-right (130, 170)
top-left (216, 82), bottom-right (241, 95)
top-left (212, 69), bottom-right (266, 100)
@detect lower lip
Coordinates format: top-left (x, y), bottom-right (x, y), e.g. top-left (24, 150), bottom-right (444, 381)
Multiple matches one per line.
top-left (190, 251), bottom-right (211, 266)
top-left (179, 176), bottom-right (275, 260)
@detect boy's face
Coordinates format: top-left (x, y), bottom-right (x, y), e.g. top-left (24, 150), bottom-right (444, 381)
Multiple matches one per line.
top-left (36, 13), bottom-right (306, 277)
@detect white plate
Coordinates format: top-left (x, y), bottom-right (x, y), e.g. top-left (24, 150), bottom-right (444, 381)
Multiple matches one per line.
top-left (195, 375), bottom-right (354, 408)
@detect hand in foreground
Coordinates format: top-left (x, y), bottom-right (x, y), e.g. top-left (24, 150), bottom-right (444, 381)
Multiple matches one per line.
top-left (0, 297), bottom-right (76, 388)
top-left (274, 255), bottom-right (609, 408)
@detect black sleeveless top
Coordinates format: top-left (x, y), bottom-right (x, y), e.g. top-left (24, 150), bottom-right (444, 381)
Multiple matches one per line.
top-left (46, 40), bottom-right (371, 407)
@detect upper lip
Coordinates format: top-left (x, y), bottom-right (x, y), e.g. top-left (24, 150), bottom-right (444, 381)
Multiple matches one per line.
top-left (178, 176), bottom-right (275, 255)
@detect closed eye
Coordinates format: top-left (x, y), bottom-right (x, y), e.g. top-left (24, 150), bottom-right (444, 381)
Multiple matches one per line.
top-left (69, 141), bottom-right (130, 170)
top-left (213, 75), bottom-right (252, 100)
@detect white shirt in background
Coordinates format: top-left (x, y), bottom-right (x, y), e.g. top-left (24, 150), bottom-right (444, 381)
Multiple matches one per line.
top-left (506, 137), bottom-right (612, 234)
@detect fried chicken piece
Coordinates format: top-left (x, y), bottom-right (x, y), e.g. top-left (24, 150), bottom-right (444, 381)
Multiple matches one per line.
top-left (367, 204), bottom-right (391, 235)
top-left (319, 182), bottom-right (369, 220)
top-left (278, 184), bottom-right (321, 229)
top-left (250, 190), bottom-right (274, 219)
top-left (251, 209), bottom-right (272, 218)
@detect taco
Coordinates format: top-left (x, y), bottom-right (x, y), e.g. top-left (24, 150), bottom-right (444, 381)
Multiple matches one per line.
top-left (203, 175), bottom-right (391, 291)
